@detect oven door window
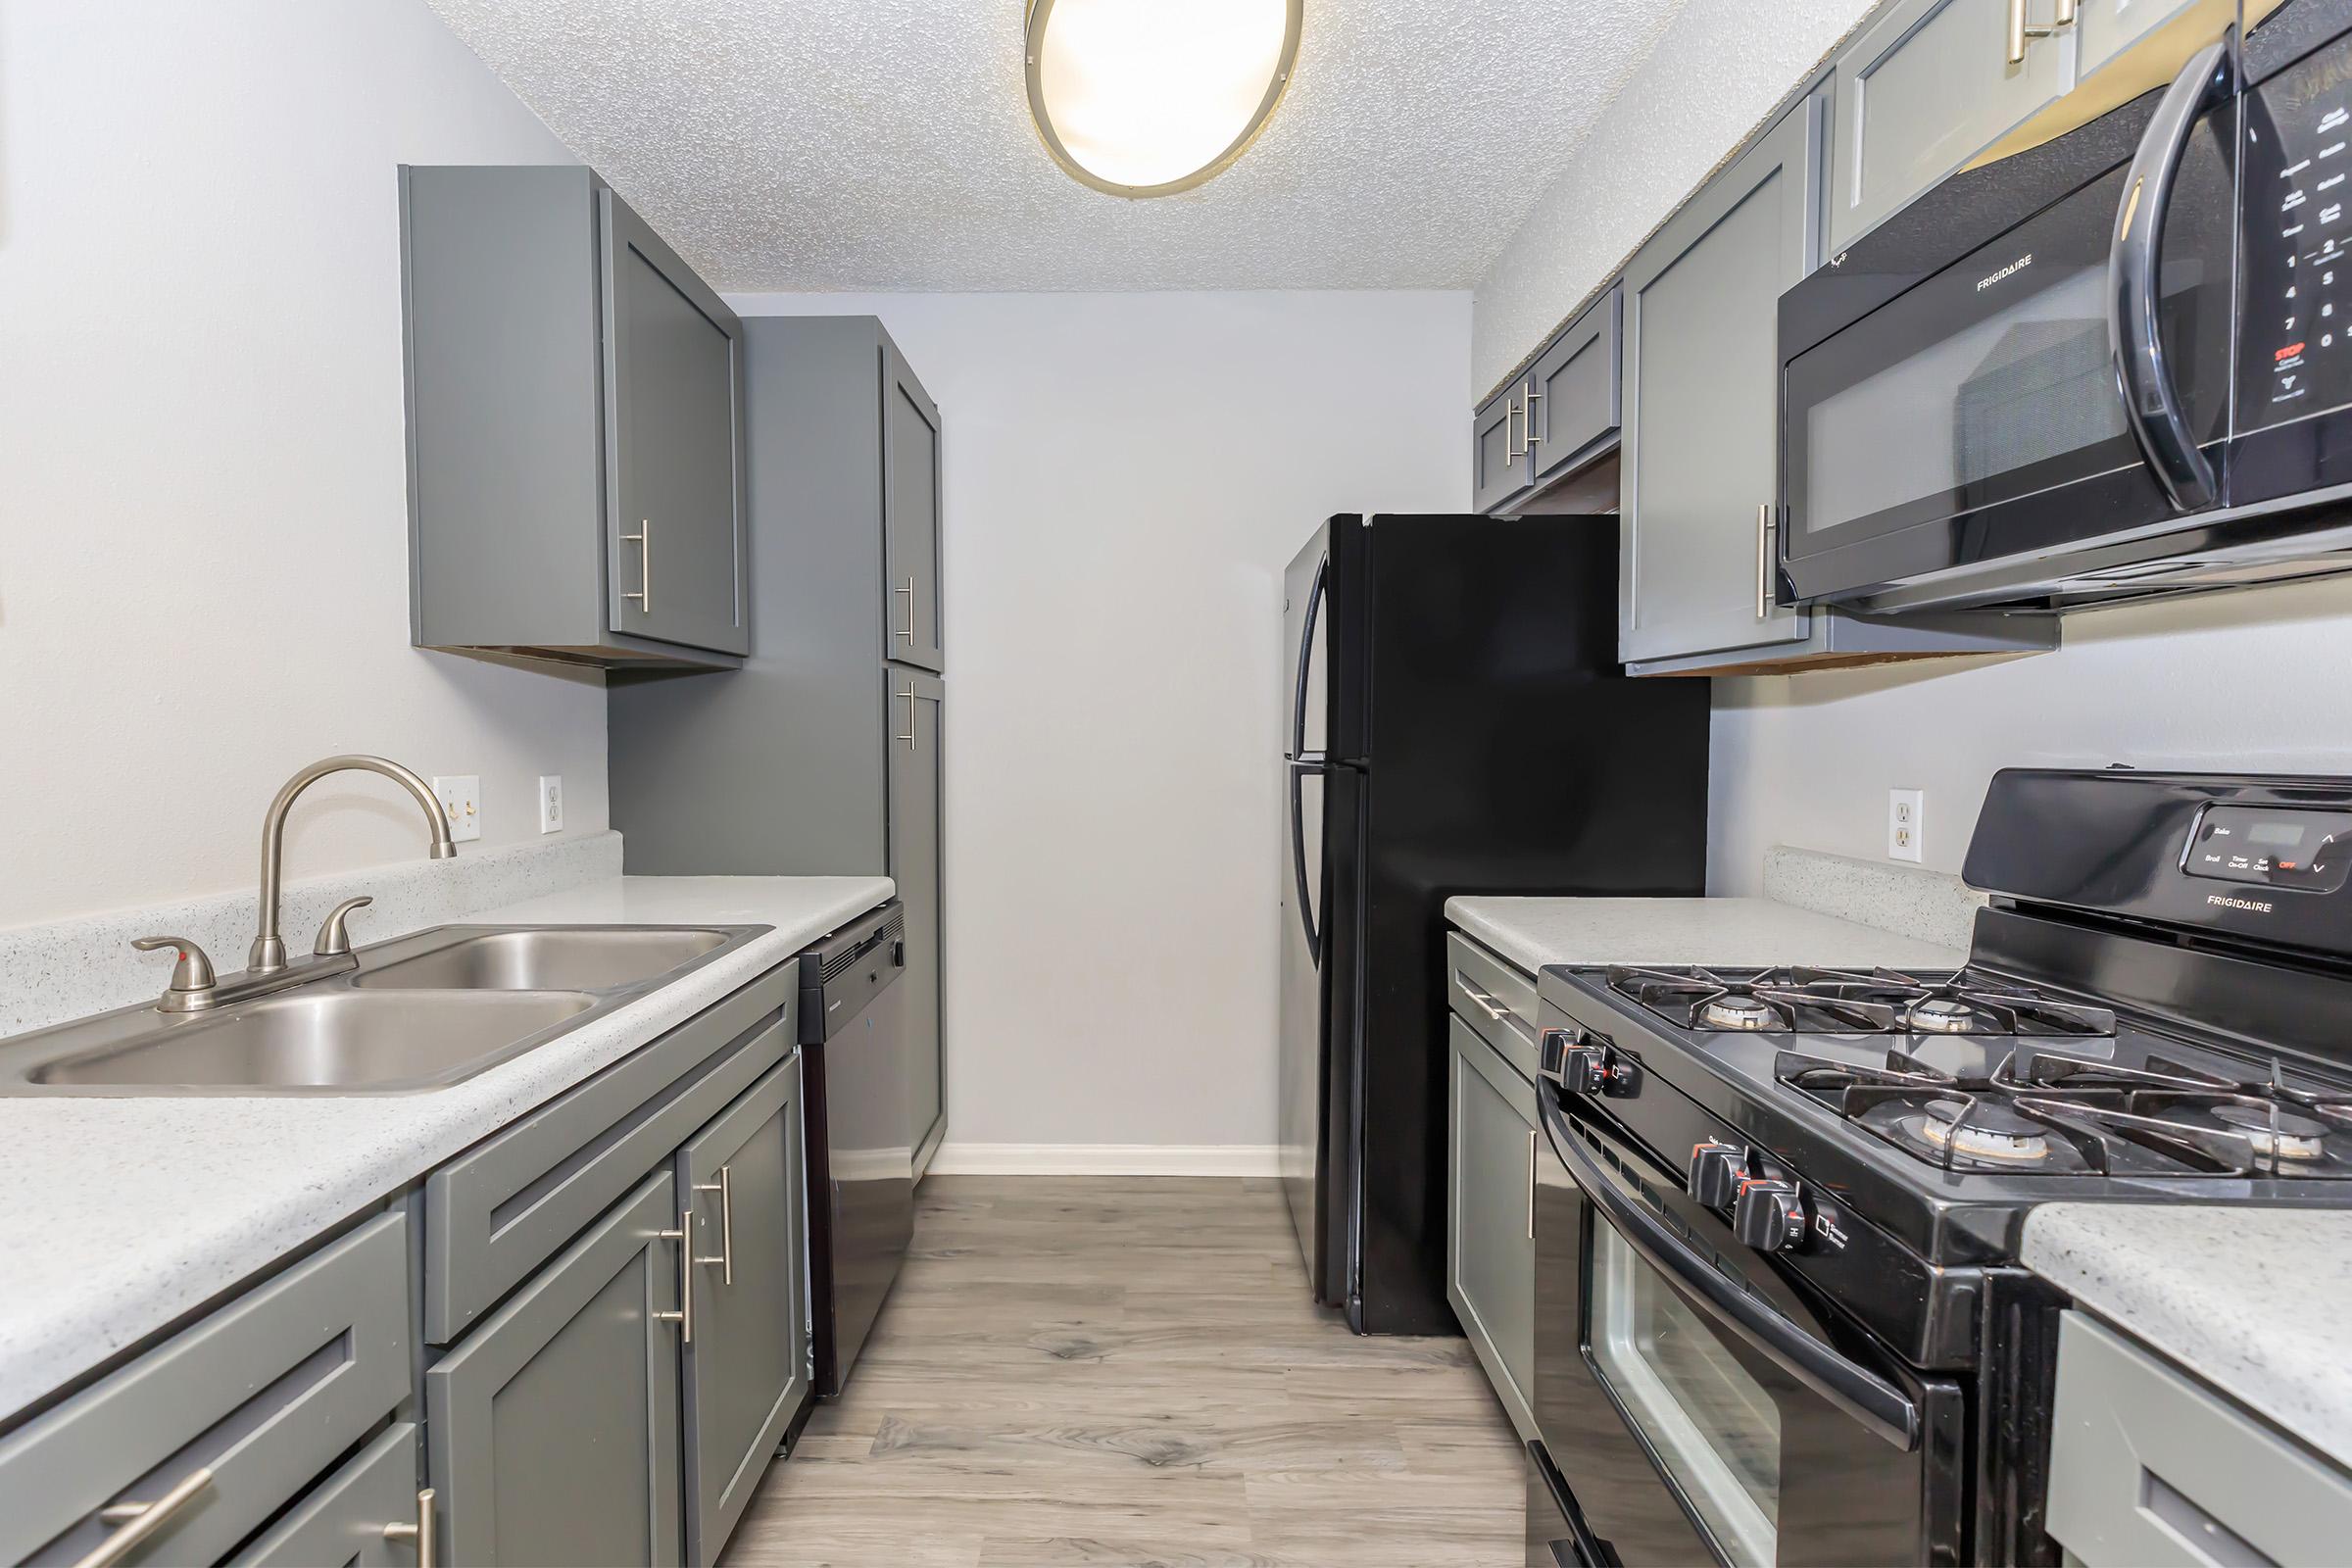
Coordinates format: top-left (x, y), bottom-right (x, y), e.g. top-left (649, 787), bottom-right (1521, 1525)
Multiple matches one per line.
top-left (1591, 1221), bottom-right (1780, 1567)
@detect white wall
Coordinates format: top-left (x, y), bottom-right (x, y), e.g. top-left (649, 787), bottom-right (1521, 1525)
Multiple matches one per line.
top-left (1711, 580), bottom-right (2352, 890)
top-left (1471, 0), bottom-right (1876, 397)
top-left (728, 292), bottom-right (1469, 1154)
top-left (0, 2), bottom-right (608, 929)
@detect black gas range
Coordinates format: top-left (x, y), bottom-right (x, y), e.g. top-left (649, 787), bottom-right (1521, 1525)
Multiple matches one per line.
top-left (1523, 769), bottom-right (2352, 1568)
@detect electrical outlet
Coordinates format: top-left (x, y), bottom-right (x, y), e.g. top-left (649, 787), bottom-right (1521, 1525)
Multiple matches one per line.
top-left (1888, 788), bottom-right (1924, 863)
top-left (538, 775), bottom-right (564, 835)
top-left (432, 774), bottom-right (482, 844)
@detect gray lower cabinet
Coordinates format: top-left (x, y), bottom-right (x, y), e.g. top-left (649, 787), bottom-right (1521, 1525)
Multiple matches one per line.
top-left (0, 1212), bottom-right (412, 1567)
top-left (428, 1171), bottom-right (687, 1568)
top-left (889, 667), bottom-right (948, 1171)
top-left (231, 1423), bottom-right (425, 1568)
top-left (402, 165), bottom-right (748, 669)
top-left (1620, 101), bottom-right (1818, 668)
top-left (2046, 1310), bottom-right (2352, 1565)
top-left (677, 1056), bottom-right (808, 1566)
top-left (883, 339), bottom-right (946, 672)
top-left (1827, 0), bottom-right (2073, 256)
top-left (1446, 1015), bottom-right (1538, 1444)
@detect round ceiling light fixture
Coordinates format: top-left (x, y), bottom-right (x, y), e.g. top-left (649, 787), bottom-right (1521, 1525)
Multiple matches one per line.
top-left (1024, 0), bottom-right (1303, 198)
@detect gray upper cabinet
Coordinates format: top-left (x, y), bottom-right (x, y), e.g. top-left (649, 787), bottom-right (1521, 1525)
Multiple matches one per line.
top-left (1828, 0), bottom-right (2074, 255)
top-left (890, 667), bottom-right (948, 1172)
top-left (677, 1057), bottom-right (809, 1566)
top-left (403, 165), bottom-right (748, 669)
top-left (1621, 102), bottom-right (1818, 666)
top-left (1472, 384), bottom-right (1535, 514)
top-left (427, 1171), bottom-right (686, 1568)
top-left (1526, 284), bottom-right (1623, 489)
top-left (882, 340), bottom-right (945, 672)
top-left (2073, 0), bottom-right (2206, 79)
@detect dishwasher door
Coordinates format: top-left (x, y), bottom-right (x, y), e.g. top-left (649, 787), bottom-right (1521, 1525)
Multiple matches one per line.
top-left (821, 961), bottom-right (913, 1388)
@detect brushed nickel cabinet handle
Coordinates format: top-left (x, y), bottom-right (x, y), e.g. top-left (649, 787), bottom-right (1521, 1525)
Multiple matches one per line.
top-left (895, 577), bottom-right (916, 644)
top-left (1756, 503), bottom-right (1779, 619)
top-left (1458, 981), bottom-right (1511, 1023)
top-left (1504, 397), bottom-right (1525, 464)
top-left (383, 1488), bottom-right (437, 1568)
top-left (622, 518), bottom-right (652, 612)
top-left (1527, 1129), bottom-right (1539, 1241)
top-left (75, 1467), bottom-right (214, 1568)
top-left (2007, 0), bottom-right (2063, 64)
top-left (1524, 378), bottom-right (1544, 448)
top-left (655, 1209), bottom-right (693, 1343)
top-left (898, 690), bottom-right (918, 751)
top-left (692, 1166), bottom-right (734, 1284)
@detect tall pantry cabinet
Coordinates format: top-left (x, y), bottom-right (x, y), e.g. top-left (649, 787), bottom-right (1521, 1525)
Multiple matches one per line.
top-left (610, 316), bottom-right (949, 1177)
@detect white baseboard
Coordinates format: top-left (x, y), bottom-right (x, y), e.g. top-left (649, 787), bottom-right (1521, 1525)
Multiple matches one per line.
top-left (925, 1143), bottom-right (1282, 1177)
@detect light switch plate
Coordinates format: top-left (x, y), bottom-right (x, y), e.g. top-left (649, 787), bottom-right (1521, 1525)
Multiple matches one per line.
top-left (433, 774), bottom-right (482, 843)
top-left (1888, 788), bottom-right (1924, 863)
top-left (538, 775), bottom-right (564, 834)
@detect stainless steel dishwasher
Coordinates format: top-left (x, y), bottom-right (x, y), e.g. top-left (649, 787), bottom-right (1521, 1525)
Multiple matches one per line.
top-left (798, 901), bottom-right (912, 1397)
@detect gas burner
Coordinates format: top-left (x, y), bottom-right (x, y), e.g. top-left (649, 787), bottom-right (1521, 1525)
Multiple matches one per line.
top-left (1916, 1098), bottom-right (2050, 1163)
top-left (1909, 998), bottom-right (1983, 1035)
top-left (2212, 1102), bottom-right (2331, 1161)
top-left (1698, 994), bottom-right (1779, 1031)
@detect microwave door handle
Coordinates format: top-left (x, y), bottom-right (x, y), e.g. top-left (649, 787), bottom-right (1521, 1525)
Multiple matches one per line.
top-left (1537, 1092), bottom-right (1923, 1453)
top-left (2107, 33), bottom-right (2232, 513)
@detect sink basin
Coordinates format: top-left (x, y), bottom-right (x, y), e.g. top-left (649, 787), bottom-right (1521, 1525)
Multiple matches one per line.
top-left (354, 927), bottom-right (732, 993)
top-left (27, 989), bottom-right (596, 1092)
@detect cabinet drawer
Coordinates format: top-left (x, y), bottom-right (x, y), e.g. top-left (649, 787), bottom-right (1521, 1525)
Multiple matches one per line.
top-left (1527, 285), bottom-right (1622, 487)
top-left (1446, 931), bottom-right (1540, 1082)
top-left (230, 1422), bottom-right (423, 1568)
top-left (0, 1212), bottom-right (410, 1567)
top-left (424, 968), bottom-right (793, 1343)
top-left (2048, 1311), bottom-right (2352, 1565)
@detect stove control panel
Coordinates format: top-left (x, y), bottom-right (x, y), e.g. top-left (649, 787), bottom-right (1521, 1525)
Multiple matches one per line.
top-left (2181, 805), bottom-right (2352, 893)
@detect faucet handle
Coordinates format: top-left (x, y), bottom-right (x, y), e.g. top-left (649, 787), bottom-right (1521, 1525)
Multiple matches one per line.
top-left (131, 937), bottom-right (219, 1011)
top-left (314, 896), bottom-right (375, 957)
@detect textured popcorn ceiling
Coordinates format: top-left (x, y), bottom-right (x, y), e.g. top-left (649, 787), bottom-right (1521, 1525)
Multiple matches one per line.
top-left (424, 0), bottom-right (1692, 291)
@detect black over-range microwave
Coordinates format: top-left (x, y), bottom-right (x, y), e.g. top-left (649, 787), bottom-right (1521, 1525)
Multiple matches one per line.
top-left (1780, 0), bottom-right (2352, 612)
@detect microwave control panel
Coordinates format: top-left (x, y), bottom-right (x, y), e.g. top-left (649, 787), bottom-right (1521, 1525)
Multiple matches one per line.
top-left (2241, 39), bottom-right (2352, 432)
top-left (2182, 806), bottom-right (2352, 892)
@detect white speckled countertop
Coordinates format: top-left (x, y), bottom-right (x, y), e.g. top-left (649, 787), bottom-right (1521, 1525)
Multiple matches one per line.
top-left (0, 874), bottom-right (892, 1422)
top-left (1443, 895), bottom-right (1968, 975)
top-left (2023, 1204), bottom-right (2352, 1469)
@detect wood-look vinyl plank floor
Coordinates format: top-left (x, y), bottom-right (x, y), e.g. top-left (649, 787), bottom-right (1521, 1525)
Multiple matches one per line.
top-left (722, 1176), bottom-right (1521, 1568)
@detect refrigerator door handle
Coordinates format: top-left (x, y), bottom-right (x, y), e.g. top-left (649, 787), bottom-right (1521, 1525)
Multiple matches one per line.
top-left (1289, 554), bottom-right (1328, 761)
top-left (1288, 759), bottom-right (1322, 956)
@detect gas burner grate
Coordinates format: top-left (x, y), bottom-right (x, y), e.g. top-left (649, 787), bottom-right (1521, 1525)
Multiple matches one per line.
top-left (1775, 1044), bottom-right (2352, 1178)
top-left (1605, 964), bottom-right (2116, 1039)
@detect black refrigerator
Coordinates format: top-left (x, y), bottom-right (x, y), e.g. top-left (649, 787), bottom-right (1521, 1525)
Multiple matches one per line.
top-left (1279, 514), bottom-right (1710, 1335)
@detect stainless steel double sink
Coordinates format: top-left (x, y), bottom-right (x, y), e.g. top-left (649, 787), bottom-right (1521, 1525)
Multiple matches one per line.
top-left (0, 924), bottom-right (768, 1096)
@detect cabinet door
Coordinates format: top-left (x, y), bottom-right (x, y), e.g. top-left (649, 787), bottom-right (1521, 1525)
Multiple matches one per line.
top-left (1471, 385), bottom-right (1533, 514)
top-left (1620, 102), bottom-right (1818, 664)
top-left (677, 1057), bottom-right (808, 1566)
top-left (1829, 0), bottom-right (2075, 254)
top-left (1446, 1018), bottom-right (1537, 1443)
top-left (882, 342), bottom-right (945, 672)
top-left (888, 667), bottom-right (947, 1171)
top-left (1527, 285), bottom-right (1623, 488)
top-left (2073, 0), bottom-right (2200, 78)
top-left (603, 189), bottom-right (748, 657)
top-left (428, 1172), bottom-right (685, 1568)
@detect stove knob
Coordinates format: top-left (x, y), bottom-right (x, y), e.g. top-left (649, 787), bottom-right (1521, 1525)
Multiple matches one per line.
top-left (1688, 1142), bottom-right (1745, 1208)
top-left (1565, 1044), bottom-right (1640, 1098)
top-left (1733, 1179), bottom-right (1806, 1253)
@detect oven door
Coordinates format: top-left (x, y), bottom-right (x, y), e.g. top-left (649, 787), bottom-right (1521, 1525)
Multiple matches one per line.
top-left (1533, 1086), bottom-right (1958, 1567)
top-left (1780, 41), bottom-right (2236, 612)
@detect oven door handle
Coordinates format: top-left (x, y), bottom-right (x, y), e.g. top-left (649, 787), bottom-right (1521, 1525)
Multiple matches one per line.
top-left (2107, 32), bottom-right (2231, 514)
top-left (1538, 1091), bottom-right (1922, 1453)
